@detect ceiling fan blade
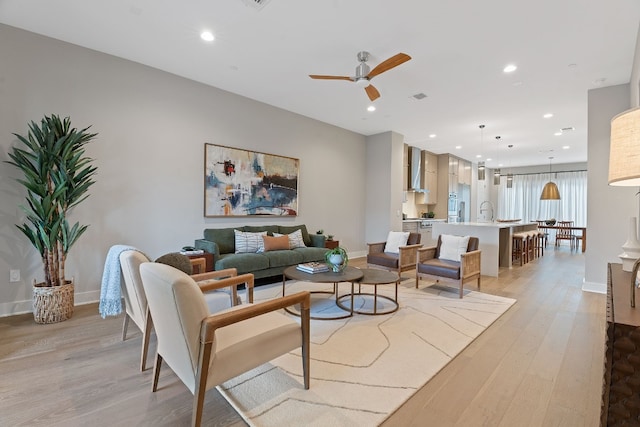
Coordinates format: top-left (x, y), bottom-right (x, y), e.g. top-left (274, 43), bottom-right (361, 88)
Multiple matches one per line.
top-left (367, 53), bottom-right (411, 79)
top-left (365, 84), bottom-right (380, 101)
top-left (309, 75), bottom-right (353, 81)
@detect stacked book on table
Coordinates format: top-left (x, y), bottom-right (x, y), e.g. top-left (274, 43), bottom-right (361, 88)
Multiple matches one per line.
top-left (296, 262), bottom-right (329, 274)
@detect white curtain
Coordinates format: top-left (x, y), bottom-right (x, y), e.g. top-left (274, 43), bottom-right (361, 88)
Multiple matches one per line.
top-left (497, 170), bottom-right (587, 225)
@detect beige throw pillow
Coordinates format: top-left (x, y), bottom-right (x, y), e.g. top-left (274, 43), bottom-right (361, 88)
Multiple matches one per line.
top-left (384, 231), bottom-right (410, 254)
top-left (274, 229), bottom-right (307, 249)
top-left (439, 234), bottom-right (470, 262)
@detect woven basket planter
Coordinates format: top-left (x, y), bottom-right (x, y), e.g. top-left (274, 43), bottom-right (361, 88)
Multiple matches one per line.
top-left (32, 279), bottom-right (74, 324)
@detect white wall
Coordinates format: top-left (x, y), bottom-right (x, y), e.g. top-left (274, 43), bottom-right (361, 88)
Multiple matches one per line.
top-left (585, 84), bottom-right (634, 292)
top-left (365, 131), bottom-right (405, 243)
top-left (0, 24), bottom-right (367, 316)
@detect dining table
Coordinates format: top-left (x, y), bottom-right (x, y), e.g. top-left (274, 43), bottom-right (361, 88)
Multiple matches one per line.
top-left (538, 224), bottom-right (587, 252)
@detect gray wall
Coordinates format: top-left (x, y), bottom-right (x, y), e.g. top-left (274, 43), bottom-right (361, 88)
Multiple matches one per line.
top-left (365, 131), bottom-right (404, 243)
top-left (585, 83), bottom-right (634, 291)
top-left (0, 24), bottom-right (367, 315)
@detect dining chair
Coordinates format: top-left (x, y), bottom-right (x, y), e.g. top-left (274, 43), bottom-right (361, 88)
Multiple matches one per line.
top-left (555, 221), bottom-right (577, 250)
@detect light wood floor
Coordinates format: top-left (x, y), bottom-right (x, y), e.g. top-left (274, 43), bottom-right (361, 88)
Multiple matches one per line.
top-left (0, 245), bottom-right (604, 426)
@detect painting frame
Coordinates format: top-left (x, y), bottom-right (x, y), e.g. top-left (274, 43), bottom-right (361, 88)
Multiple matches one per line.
top-left (204, 143), bottom-right (299, 217)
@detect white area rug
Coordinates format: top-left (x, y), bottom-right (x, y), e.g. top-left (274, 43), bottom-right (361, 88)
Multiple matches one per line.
top-left (217, 278), bottom-right (516, 426)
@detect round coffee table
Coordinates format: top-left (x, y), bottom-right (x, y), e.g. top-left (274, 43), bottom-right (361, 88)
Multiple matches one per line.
top-left (282, 265), bottom-right (364, 320)
top-left (336, 268), bottom-right (400, 315)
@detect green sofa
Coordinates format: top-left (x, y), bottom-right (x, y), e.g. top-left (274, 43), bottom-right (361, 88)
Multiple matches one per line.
top-left (194, 224), bottom-right (328, 279)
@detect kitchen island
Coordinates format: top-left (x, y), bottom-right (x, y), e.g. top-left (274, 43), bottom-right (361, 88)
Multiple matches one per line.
top-left (432, 221), bottom-right (538, 277)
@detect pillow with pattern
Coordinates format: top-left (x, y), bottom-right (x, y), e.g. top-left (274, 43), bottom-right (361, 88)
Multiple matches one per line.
top-left (274, 229), bottom-right (307, 249)
top-left (234, 230), bottom-right (267, 253)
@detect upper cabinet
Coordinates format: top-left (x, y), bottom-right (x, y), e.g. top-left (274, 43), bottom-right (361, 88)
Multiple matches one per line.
top-left (416, 151), bottom-right (438, 204)
top-left (403, 144), bottom-right (409, 191)
top-left (458, 159), bottom-right (472, 185)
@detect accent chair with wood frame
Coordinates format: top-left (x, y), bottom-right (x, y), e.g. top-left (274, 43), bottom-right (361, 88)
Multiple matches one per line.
top-left (415, 235), bottom-right (481, 298)
top-left (140, 262), bottom-right (310, 427)
top-left (366, 232), bottom-right (422, 275)
top-left (119, 250), bottom-right (254, 371)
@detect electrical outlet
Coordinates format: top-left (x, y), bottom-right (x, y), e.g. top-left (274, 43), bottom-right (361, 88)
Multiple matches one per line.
top-left (9, 269), bottom-right (20, 282)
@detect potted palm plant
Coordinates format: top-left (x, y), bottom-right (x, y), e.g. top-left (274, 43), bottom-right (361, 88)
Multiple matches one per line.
top-left (6, 114), bottom-right (98, 323)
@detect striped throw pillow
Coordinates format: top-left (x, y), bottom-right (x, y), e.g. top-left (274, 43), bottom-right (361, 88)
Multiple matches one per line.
top-left (234, 230), bottom-right (267, 253)
top-left (274, 229), bottom-right (307, 249)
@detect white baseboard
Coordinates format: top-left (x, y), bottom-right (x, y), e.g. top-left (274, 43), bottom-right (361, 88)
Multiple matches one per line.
top-left (582, 280), bottom-right (606, 294)
top-left (0, 290), bottom-right (101, 318)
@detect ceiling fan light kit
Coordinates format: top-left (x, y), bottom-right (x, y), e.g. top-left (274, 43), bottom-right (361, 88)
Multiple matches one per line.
top-left (309, 51), bottom-right (411, 101)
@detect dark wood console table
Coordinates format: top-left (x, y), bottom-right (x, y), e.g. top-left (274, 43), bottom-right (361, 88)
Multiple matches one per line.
top-left (602, 263), bottom-right (640, 425)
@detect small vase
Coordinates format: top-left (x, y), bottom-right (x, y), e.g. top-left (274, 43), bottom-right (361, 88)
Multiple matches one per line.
top-left (620, 217), bottom-right (640, 272)
top-left (328, 254), bottom-right (344, 272)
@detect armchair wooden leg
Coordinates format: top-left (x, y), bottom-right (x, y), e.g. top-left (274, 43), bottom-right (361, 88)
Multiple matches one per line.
top-left (140, 308), bottom-right (153, 371)
top-left (301, 305), bottom-right (311, 389)
top-left (121, 314), bottom-right (129, 341)
top-left (415, 275), bottom-right (419, 289)
top-left (193, 342), bottom-right (213, 427)
top-left (459, 282), bottom-right (464, 299)
top-left (152, 353), bottom-right (163, 392)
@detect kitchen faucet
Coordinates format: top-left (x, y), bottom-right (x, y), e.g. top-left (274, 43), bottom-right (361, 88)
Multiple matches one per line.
top-left (479, 201), bottom-right (495, 222)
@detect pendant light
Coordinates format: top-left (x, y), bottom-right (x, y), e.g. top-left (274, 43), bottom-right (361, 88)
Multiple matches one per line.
top-left (477, 125), bottom-right (485, 180)
top-left (493, 136), bottom-right (501, 185)
top-left (506, 143), bottom-right (513, 188)
top-left (540, 156), bottom-right (561, 200)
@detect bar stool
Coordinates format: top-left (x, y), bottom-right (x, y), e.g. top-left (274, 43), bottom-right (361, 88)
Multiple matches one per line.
top-left (512, 232), bottom-right (527, 266)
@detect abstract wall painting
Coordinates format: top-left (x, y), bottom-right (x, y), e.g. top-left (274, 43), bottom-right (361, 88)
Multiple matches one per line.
top-left (204, 143), bottom-right (299, 217)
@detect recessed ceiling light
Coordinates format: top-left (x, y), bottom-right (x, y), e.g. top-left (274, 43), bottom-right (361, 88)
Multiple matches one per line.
top-left (543, 113), bottom-right (553, 119)
top-left (486, 158), bottom-right (492, 162)
top-left (503, 64), bottom-right (517, 73)
top-left (429, 134), bottom-right (436, 138)
top-left (554, 131), bottom-right (562, 136)
top-left (367, 105), bottom-right (376, 112)
top-left (455, 145), bottom-right (462, 149)
top-left (200, 31), bottom-right (215, 42)
top-left (562, 145), bottom-right (570, 149)
top-left (476, 154), bottom-right (482, 158)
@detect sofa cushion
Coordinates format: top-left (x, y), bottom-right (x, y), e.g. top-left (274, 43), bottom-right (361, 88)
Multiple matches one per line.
top-left (274, 229), bottom-right (306, 249)
top-left (263, 250), bottom-right (304, 268)
top-left (234, 230), bottom-right (267, 253)
top-left (278, 225), bottom-right (312, 247)
top-left (366, 252), bottom-right (399, 269)
top-left (243, 225), bottom-right (279, 235)
top-left (263, 235), bottom-right (290, 252)
top-left (294, 247), bottom-right (329, 263)
top-left (215, 253), bottom-right (270, 275)
top-left (418, 258), bottom-right (461, 280)
top-left (203, 228), bottom-right (236, 254)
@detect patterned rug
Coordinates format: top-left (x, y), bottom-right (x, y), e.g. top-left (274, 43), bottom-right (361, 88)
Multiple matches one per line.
top-left (217, 278), bottom-right (516, 426)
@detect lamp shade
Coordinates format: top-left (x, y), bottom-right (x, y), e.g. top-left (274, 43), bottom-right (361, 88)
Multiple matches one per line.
top-left (478, 161), bottom-right (485, 180)
top-left (609, 107), bottom-right (640, 186)
top-left (540, 181), bottom-right (561, 200)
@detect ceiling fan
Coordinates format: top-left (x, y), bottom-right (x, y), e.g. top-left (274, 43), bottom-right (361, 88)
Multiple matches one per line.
top-left (309, 51), bottom-right (411, 101)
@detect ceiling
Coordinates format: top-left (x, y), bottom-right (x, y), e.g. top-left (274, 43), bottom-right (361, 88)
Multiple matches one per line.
top-left (1, 0), bottom-right (639, 168)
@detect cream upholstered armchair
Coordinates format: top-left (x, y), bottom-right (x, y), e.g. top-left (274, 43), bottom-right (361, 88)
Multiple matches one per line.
top-left (140, 262), bottom-right (310, 427)
top-left (119, 250), bottom-right (254, 371)
top-left (367, 232), bottom-right (422, 275)
top-left (415, 234), bottom-right (481, 298)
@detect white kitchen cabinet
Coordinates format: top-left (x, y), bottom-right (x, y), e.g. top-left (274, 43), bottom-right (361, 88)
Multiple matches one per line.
top-left (420, 228), bottom-right (435, 246)
top-left (402, 221), bottom-right (419, 234)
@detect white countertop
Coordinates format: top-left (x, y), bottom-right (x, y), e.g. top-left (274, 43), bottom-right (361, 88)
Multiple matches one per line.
top-left (438, 221), bottom-right (537, 228)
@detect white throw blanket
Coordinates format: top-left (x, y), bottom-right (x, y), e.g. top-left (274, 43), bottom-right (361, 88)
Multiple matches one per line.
top-left (99, 245), bottom-right (144, 318)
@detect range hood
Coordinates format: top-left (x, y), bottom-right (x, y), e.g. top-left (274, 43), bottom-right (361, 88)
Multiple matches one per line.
top-left (408, 146), bottom-right (427, 192)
